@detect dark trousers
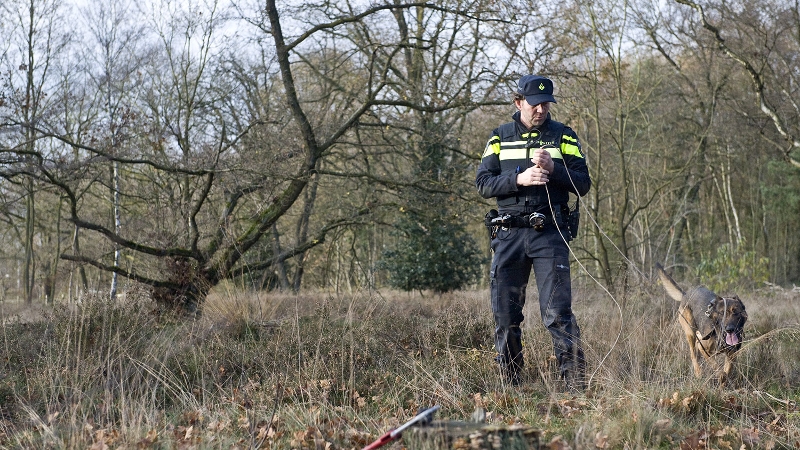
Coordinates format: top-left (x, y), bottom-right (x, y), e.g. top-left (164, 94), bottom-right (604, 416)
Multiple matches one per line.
top-left (490, 225), bottom-right (584, 379)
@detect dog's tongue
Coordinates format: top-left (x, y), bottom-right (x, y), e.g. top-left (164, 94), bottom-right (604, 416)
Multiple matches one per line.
top-left (725, 332), bottom-right (740, 346)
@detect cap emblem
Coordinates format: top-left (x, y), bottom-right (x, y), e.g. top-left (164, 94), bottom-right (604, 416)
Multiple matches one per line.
top-left (539, 83), bottom-right (545, 91)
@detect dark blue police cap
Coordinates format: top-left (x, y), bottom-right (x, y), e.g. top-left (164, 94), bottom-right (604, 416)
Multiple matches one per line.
top-left (517, 75), bottom-right (556, 106)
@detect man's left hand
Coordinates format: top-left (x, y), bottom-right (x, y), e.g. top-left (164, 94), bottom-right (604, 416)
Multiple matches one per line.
top-left (531, 148), bottom-right (555, 173)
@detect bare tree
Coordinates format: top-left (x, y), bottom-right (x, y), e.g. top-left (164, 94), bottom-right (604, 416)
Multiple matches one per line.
top-left (3, 0), bottom-right (797, 306)
top-left (0, 0), bottom-right (509, 312)
top-left (0, 0), bottom-right (71, 302)
top-left (80, 0), bottom-right (149, 300)
top-left (675, 0), bottom-right (800, 169)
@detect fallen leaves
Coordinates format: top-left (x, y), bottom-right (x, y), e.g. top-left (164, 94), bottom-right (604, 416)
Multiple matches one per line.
top-left (594, 431), bottom-right (610, 449)
top-left (657, 390), bottom-right (705, 414)
top-left (136, 429), bottom-right (158, 448)
top-left (557, 398), bottom-right (589, 419)
top-left (547, 434), bottom-right (572, 450)
top-left (676, 425), bottom-right (778, 450)
top-left (289, 427), bottom-right (331, 449)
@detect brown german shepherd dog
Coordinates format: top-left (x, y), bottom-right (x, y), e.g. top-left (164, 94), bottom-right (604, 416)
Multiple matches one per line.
top-left (655, 263), bottom-right (747, 383)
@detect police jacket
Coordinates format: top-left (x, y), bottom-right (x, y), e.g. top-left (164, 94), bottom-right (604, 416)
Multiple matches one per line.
top-left (475, 112), bottom-right (591, 215)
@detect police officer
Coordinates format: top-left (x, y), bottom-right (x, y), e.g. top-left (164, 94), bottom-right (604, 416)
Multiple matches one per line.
top-left (475, 74), bottom-right (591, 389)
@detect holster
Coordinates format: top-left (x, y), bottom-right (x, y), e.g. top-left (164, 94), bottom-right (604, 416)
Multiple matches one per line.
top-left (484, 209), bottom-right (499, 241)
top-left (567, 204), bottom-right (580, 239)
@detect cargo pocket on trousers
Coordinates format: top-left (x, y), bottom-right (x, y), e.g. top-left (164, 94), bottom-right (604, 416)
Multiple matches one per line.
top-left (553, 258), bottom-right (571, 293)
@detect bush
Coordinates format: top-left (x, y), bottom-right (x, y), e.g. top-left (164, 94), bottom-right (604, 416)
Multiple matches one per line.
top-left (378, 213), bottom-right (484, 293)
top-left (697, 242), bottom-right (770, 292)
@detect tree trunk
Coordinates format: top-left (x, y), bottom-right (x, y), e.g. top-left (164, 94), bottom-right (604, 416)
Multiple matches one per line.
top-left (291, 171), bottom-right (319, 292)
top-left (110, 161), bottom-right (121, 299)
top-left (151, 258), bottom-right (216, 317)
top-left (270, 224), bottom-right (290, 291)
top-left (23, 179), bottom-right (35, 303)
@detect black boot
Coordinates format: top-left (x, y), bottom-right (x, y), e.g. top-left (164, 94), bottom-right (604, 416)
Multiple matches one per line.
top-left (495, 354), bottom-right (523, 386)
top-left (557, 340), bottom-right (586, 392)
top-left (561, 357), bottom-right (587, 392)
top-left (563, 369), bottom-right (586, 393)
top-left (495, 324), bottom-right (524, 385)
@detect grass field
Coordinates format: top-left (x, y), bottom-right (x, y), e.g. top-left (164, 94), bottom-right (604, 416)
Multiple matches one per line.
top-left (0, 280), bottom-right (798, 449)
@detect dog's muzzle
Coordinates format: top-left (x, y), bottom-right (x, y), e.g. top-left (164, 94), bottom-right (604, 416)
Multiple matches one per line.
top-left (723, 329), bottom-right (743, 347)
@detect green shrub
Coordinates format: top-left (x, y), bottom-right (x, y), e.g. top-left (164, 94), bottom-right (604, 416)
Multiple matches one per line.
top-left (697, 243), bottom-right (769, 292)
top-left (378, 213), bottom-right (484, 293)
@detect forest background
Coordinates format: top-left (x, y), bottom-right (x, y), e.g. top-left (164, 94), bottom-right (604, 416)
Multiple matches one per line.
top-left (2, 0), bottom-right (800, 448)
top-left (1, 0), bottom-right (800, 306)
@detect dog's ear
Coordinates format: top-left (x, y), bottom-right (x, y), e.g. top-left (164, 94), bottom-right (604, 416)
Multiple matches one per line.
top-left (734, 295), bottom-right (749, 319)
top-left (725, 295), bottom-right (747, 313)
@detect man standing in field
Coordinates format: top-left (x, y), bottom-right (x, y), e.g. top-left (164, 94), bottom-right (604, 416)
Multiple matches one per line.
top-left (475, 74), bottom-right (591, 390)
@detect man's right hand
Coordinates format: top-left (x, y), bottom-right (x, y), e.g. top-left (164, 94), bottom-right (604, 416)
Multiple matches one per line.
top-left (516, 165), bottom-right (550, 186)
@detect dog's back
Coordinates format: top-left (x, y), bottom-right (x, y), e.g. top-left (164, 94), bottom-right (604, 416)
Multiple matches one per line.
top-left (681, 285), bottom-right (717, 308)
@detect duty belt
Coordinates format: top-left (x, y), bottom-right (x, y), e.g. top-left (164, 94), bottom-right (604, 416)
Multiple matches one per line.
top-left (487, 212), bottom-right (558, 231)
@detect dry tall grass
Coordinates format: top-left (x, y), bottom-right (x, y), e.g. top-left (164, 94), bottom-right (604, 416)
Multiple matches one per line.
top-left (0, 280), bottom-right (798, 449)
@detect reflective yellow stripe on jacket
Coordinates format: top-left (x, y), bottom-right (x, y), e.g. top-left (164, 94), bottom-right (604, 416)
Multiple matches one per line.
top-left (483, 132), bottom-right (578, 161)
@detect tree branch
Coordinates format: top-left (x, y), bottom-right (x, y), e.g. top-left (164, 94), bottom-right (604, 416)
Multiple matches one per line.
top-left (60, 253), bottom-right (179, 289)
top-left (283, 2), bottom-right (508, 52)
top-left (72, 217), bottom-right (197, 259)
top-left (231, 211), bottom-right (370, 275)
top-left (675, 0), bottom-right (800, 168)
